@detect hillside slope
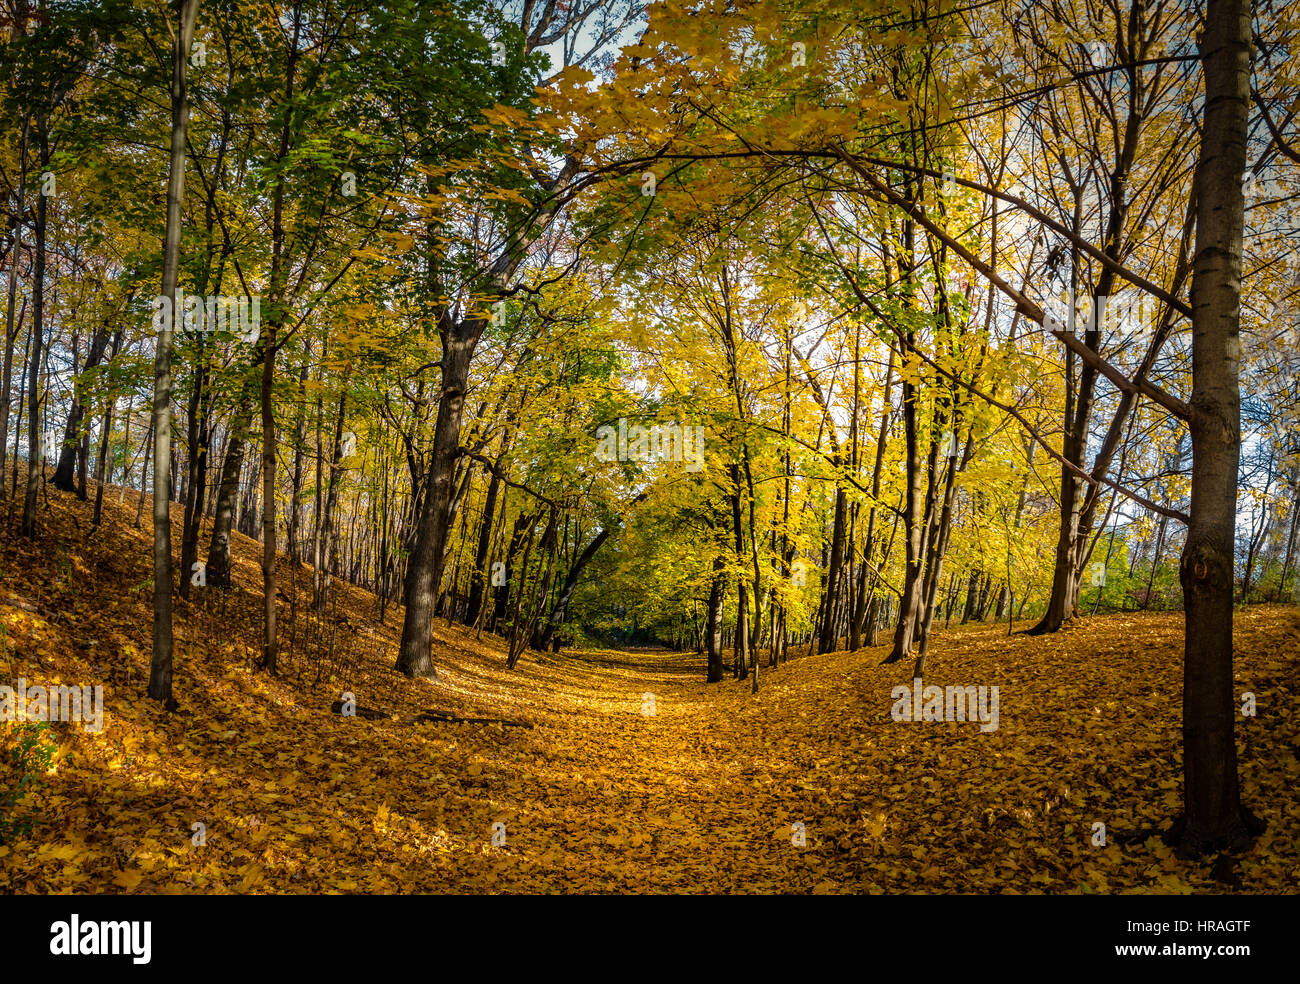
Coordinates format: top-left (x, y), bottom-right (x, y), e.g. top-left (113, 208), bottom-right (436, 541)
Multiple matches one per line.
top-left (1, 470), bottom-right (1297, 893)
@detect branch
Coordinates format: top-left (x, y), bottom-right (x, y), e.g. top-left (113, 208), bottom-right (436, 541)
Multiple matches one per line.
top-left (863, 293), bottom-right (1191, 525)
top-left (1252, 90), bottom-right (1300, 166)
top-left (457, 447), bottom-right (560, 509)
top-left (831, 148), bottom-right (1192, 422)
top-left (1050, 328), bottom-right (1193, 420)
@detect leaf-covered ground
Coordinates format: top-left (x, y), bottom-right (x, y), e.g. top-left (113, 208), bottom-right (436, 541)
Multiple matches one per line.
top-left (1, 484), bottom-right (1297, 893)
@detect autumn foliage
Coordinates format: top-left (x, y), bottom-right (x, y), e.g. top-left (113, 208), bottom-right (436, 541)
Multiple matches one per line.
top-left (1, 480), bottom-right (1296, 893)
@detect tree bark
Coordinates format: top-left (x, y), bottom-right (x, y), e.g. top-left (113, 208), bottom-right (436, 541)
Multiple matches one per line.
top-left (148, 0), bottom-right (201, 706)
top-left (313, 386), bottom-right (348, 612)
top-left (397, 317), bottom-right (481, 678)
top-left (18, 135), bottom-right (45, 538)
top-left (463, 454), bottom-right (505, 626)
top-left (0, 118), bottom-right (27, 499)
top-left (534, 523), bottom-right (615, 652)
top-left (91, 331), bottom-right (122, 527)
top-left (1173, 0), bottom-right (1260, 856)
top-left (706, 554), bottom-right (726, 682)
top-left (204, 394), bottom-right (253, 585)
top-left (178, 339), bottom-right (210, 599)
top-left (886, 356), bottom-right (924, 662)
top-left (52, 320), bottom-right (111, 494)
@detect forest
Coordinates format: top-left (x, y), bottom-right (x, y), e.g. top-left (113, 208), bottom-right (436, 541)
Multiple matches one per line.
top-left (0, 0), bottom-right (1297, 905)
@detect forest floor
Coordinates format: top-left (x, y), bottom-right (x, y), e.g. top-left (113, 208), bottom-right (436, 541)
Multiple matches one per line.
top-left (1, 472), bottom-right (1298, 893)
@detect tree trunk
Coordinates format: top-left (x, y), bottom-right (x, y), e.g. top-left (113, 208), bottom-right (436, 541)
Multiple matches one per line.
top-left (851, 351), bottom-right (894, 651)
top-left (886, 359), bottom-right (924, 662)
top-left (205, 397), bottom-right (253, 586)
top-left (91, 331), bottom-right (122, 527)
top-left (706, 555), bottom-right (726, 682)
top-left (1032, 18), bottom-right (1152, 632)
top-left (313, 386), bottom-right (348, 612)
top-left (1275, 482), bottom-right (1300, 600)
top-left (961, 569), bottom-right (980, 623)
top-left (729, 466), bottom-right (750, 679)
top-left (463, 457), bottom-right (504, 626)
top-left (178, 345), bottom-right (209, 600)
top-left (134, 422), bottom-right (152, 529)
top-left (494, 510), bottom-right (533, 632)
top-left (915, 435), bottom-right (965, 676)
top-left (148, 0), bottom-right (201, 706)
top-left (818, 485), bottom-right (848, 654)
top-left (535, 521), bottom-right (620, 652)
top-left (1173, 0), bottom-right (1259, 856)
top-left (52, 321), bottom-right (111, 494)
top-left (19, 135), bottom-right (48, 537)
top-left (259, 326), bottom-right (278, 672)
top-left (398, 322), bottom-right (483, 678)
top-left (0, 118), bottom-right (28, 500)
top-left (287, 353), bottom-right (308, 565)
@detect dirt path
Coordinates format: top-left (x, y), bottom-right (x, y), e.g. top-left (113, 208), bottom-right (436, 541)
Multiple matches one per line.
top-left (3, 490), bottom-right (1297, 892)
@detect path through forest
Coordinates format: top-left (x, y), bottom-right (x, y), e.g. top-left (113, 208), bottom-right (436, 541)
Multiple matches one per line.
top-left (2, 484), bottom-right (1297, 893)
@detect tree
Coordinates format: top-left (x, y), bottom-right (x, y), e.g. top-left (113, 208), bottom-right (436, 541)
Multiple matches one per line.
top-left (1173, 0), bottom-right (1262, 855)
top-left (147, 0), bottom-right (201, 707)
top-left (395, 0), bottom-right (637, 678)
